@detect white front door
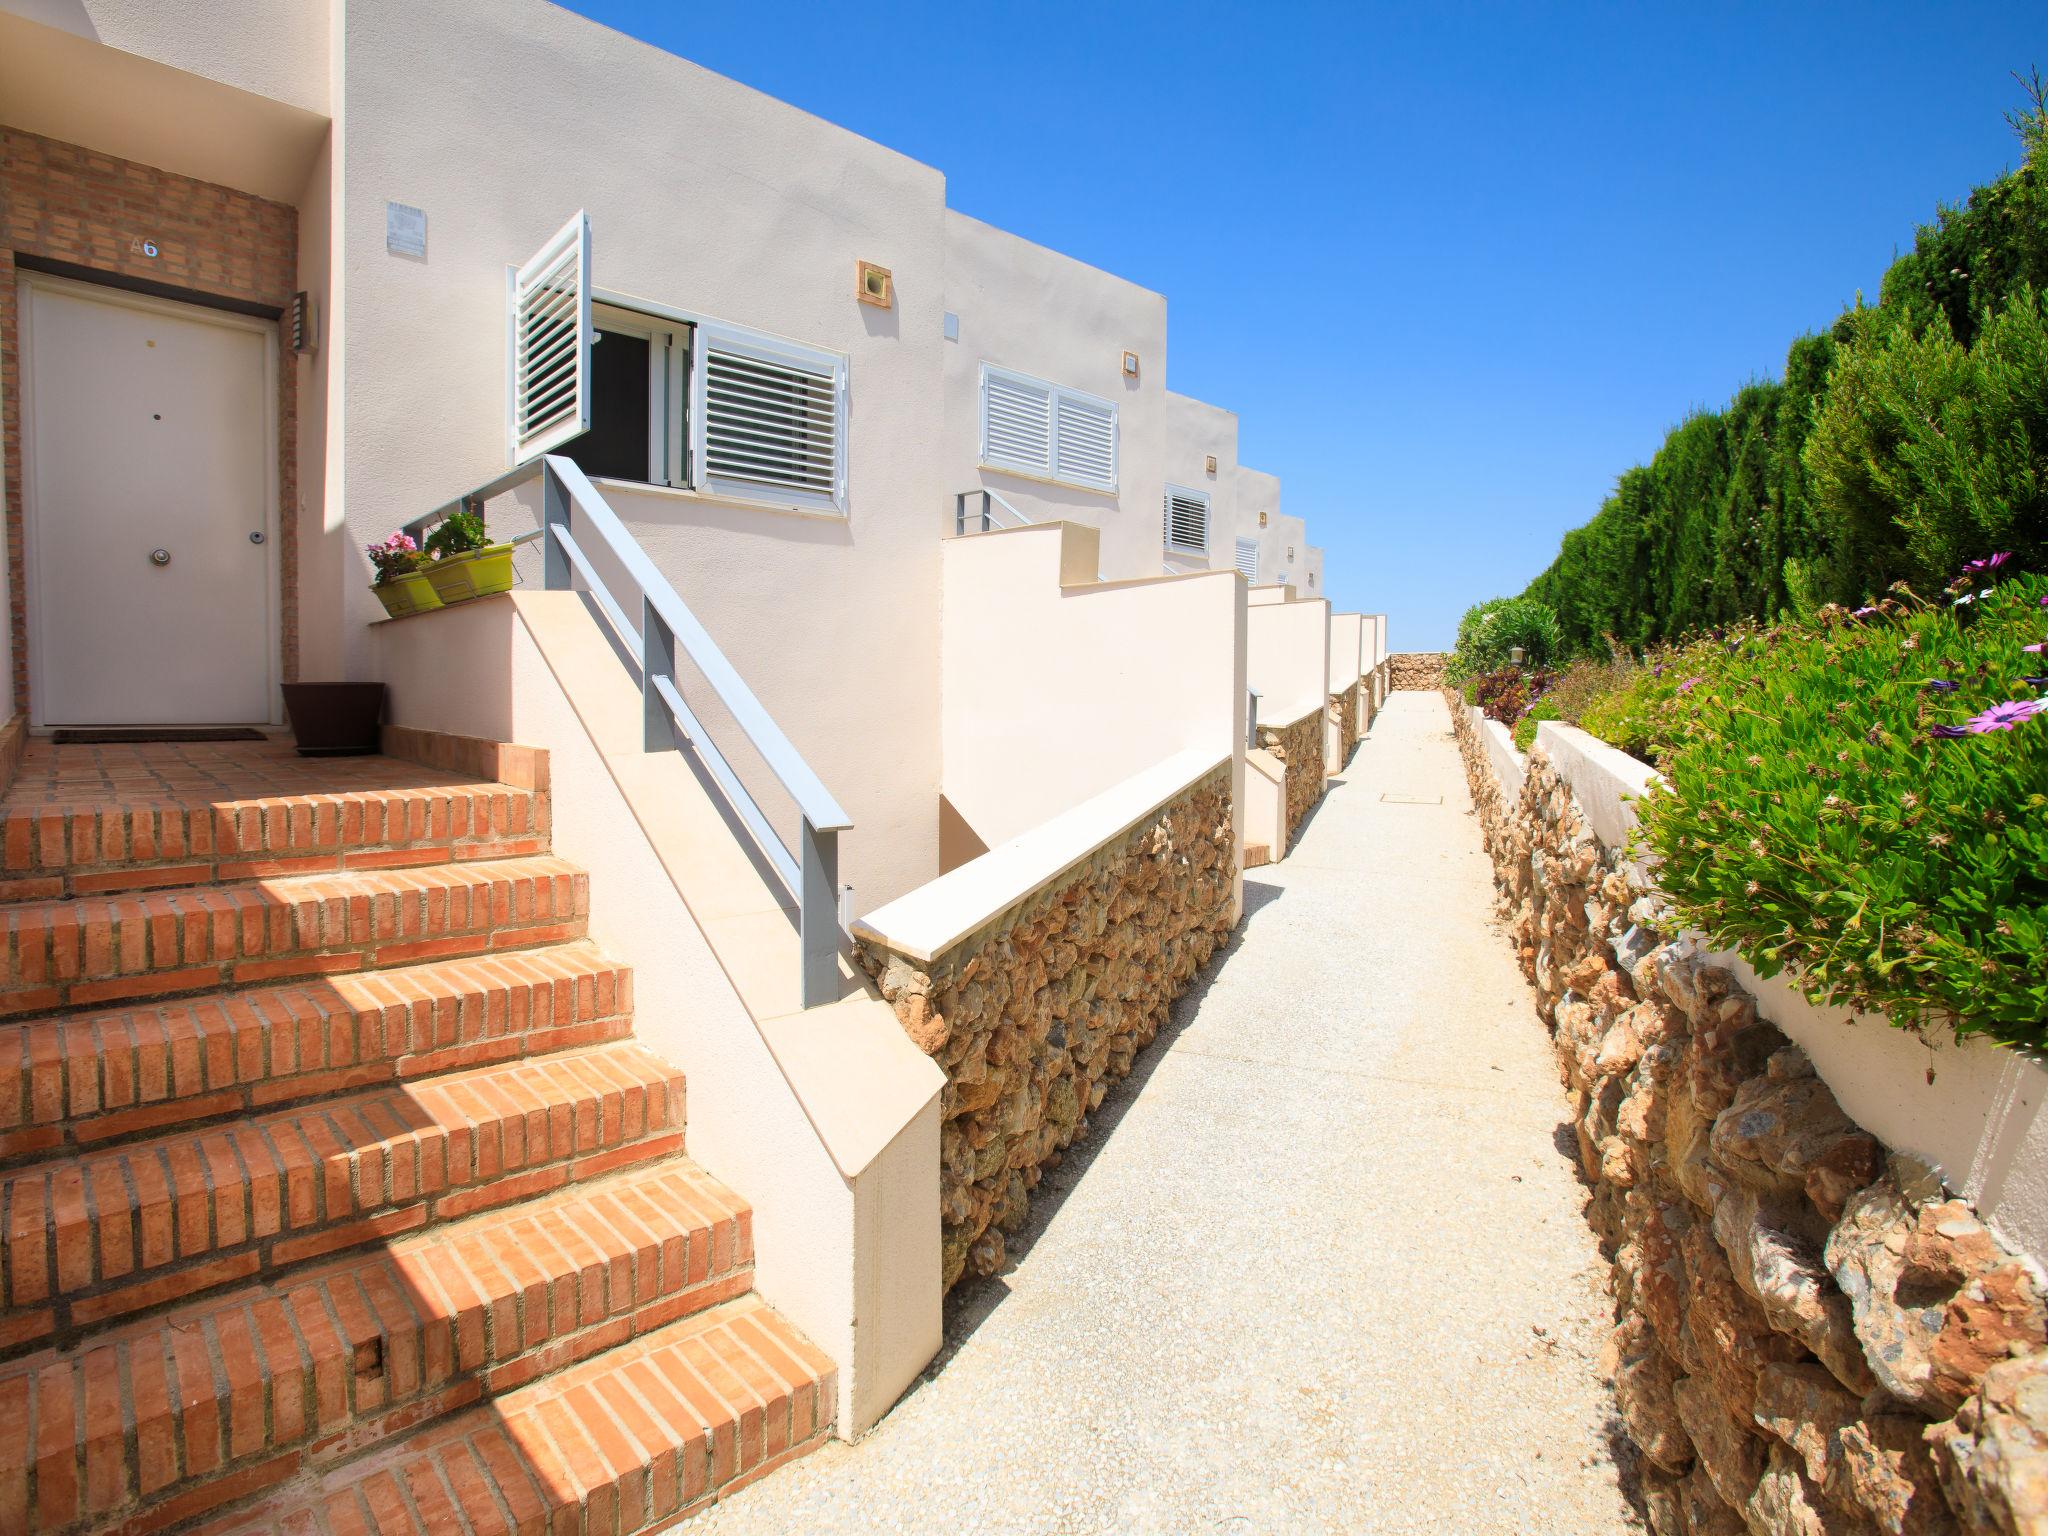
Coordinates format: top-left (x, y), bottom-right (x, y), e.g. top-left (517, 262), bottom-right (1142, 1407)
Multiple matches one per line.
top-left (21, 277), bottom-right (277, 725)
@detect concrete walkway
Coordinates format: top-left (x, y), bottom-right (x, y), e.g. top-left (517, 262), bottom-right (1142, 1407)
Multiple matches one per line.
top-left (698, 692), bottom-right (1639, 1535)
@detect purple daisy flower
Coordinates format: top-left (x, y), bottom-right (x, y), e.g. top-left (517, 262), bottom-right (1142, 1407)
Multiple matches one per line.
top-left (2024, 676), bottom-right (2048, 689)
top-left (1852, 606), bottom-right (1878, 618)
top-left (1924, 678), bottom-right (1959, 693)
top-left (2026, 643), bottom-right (2045, 654)
top-left (1966, 699), bottom-right (2048, 733)
top-left (1931, 724), bottom-right (1970, 739)
top-left (1677, 675), bottom-right (1703, 694)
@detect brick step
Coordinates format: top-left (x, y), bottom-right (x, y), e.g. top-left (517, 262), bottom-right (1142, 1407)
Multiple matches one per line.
top-left (0, 1042), bottom-right (686, 1351)
top-left (0, 780), bottom-right (546, 903)
top-left (0, 857), bottom-right (590, 1017)
top-left (0, 1158), bottom-right (753, 1536)
top-left (195, 1295), bottom-right (834, 1536)
top-left (0, 943), bottom-right (634, 1161)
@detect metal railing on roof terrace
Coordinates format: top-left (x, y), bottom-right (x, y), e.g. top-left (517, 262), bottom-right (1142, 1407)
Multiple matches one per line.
top-left (402, 455), bottom-right (852, 1007)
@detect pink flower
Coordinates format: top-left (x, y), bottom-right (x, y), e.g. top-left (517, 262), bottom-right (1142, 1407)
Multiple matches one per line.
top-left (1965, 699), bottom-right (2048, 733)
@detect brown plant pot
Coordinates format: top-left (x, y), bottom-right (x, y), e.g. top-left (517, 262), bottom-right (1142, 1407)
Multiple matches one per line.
top-left (281, 682), bottom-right (386, 757)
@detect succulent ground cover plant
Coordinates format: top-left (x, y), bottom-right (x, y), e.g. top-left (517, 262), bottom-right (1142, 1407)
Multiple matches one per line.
top-left (1629, 557), bottom-right (2048, 1045)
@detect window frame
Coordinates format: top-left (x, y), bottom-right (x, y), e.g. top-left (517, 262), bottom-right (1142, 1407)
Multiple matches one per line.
top-left (585, 287), bottom-right (850, 518)
top-left (977, 362), bottom-right (1119, 494)
top-left (585, 301), bottom-right (687, 488)
top-left (1162, 482), bottom-right (1211, 556)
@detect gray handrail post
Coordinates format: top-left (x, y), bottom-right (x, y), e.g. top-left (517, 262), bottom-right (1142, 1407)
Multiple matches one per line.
top-left (799, 816), bottom-right (840, 1007)
top-left (642, 596), bottom-right (678, 753)
top-left (542, 460), bottom-right (572, 591)
top-left (1245, 688), bottom-right (1261, 753)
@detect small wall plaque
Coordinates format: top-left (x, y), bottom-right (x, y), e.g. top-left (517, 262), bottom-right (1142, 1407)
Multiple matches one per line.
top-left (857, 260), bottom-right (893, 308)
top-left (1121, 350), bottom-right (1140, 377)
top-left (386, 202), bottom-right (427, 258)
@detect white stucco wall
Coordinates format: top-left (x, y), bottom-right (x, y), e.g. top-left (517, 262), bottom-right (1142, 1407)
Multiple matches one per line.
top-left (1163, 390), bottom-right (1238, 575)
top-left (939, 522), bottom-right (1245, 919)
top-left (1329, 613), bottom-right (1365, 691)
top-left (5, 0), bottom-right (330, 114)
top-left (335, 0), bottom-right (947, 909)
top-left (1236, 466), bottom-right (1284, 583)
top-left (941, 210), bottom-right (1167, 584)
top-left (1248, 595), bottom-right (1331, 727)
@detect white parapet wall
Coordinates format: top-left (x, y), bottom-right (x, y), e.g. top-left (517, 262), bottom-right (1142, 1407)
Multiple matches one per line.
top-left (939, 520), bottom-right (1246, 919)
top-left (1247, 591), bottom-right (1331, 730)
top-left (1517, 714), bottom-right (2048, 1264)
top-left (374, 593), bottom-right (946, 1436)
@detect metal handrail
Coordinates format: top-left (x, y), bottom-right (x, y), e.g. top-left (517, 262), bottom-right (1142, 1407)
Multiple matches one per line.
top-left (403, 455), bottom-right (852, 1007)
top-left (952, 487), bottom-right (1033, 535)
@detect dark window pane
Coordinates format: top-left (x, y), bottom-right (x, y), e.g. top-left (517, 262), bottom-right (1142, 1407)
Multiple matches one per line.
top-left (561, 329), bottom-right (650, 481)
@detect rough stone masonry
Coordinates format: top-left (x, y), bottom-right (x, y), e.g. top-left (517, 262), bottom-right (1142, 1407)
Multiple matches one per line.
top-left (1451, 700), bottom-right (2048, 1536)
top-left (1258, 710), bottom-right (1324, 848)
top-left (857, 765), bottom-right (1236, 1290)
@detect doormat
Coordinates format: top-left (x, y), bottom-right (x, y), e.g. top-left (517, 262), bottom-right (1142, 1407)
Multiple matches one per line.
top-left (52, 728), bottom-right (267, 745)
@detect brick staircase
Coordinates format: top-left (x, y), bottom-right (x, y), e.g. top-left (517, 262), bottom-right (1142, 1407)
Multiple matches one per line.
top-left (0, 740), bottom-right (834, 1536)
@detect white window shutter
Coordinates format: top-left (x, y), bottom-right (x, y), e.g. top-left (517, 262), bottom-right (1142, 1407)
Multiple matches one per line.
top-left (1234, 537), bottom-right (1259, 581)
top-left (1053, 392), bottom-right (1116, 491)
top-left (508, 211), bottom-right (591, 462)
top-left (697, 328), bottom-right (845, 509)
top-left (1163, 486), bottom-right (1209, 552)
top-left (981, 367), bottom-right (1052, 477)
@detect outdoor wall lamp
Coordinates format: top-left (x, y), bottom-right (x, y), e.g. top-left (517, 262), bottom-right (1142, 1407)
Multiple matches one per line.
top-left (1510, 645), bottom-right (1527, 664)
top-left (857, 260), bottom-right (893, 308)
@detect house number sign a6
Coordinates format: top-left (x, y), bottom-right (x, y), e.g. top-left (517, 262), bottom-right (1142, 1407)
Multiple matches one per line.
top-left (129, 237), bottom-right (159, 258)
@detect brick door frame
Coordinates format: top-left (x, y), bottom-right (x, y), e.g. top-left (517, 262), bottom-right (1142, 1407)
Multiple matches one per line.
top-left (0, 127), bottom-right (299, 723)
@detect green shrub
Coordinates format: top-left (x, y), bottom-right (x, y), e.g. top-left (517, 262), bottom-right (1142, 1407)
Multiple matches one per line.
top-left (1514, 702), bottom-right (1560, 752)
top-left (1448, 597), bottom-right (1563, 684)
top-left (1631, 564), bottom-right (2048, 1047)
top-left (1576, 629), bottom-right (1757, 767)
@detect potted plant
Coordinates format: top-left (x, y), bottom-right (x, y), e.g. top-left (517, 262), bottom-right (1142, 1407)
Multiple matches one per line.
top-left (282, 681), bottom-right (386, 756)
top-left (366, 531), bottom-right (441, 619)
top-left (423, 507), bottom-right (517, 604)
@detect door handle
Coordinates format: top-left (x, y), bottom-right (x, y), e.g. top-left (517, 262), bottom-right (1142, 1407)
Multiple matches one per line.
top-left (150, 549), bottom-right (171, 567)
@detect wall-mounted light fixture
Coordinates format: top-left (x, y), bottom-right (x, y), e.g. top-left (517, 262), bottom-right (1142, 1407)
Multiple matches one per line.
top-left (289, 292), bottom-right (317, 354)
top-left (1259, 511), bottom-right (1268, 528)
top-left (1121, 350), bottom-right (1139, 378)
top-left (857, 260), bottom-right (893, 309)
top-left (1205, 455), bottom-right (1217, 475)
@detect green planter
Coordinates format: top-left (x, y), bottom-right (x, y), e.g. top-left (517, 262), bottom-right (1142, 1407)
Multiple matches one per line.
top-left (424, 544), bottom-right (517, 605)
top-left (373, 570), bottom-right (443, 619)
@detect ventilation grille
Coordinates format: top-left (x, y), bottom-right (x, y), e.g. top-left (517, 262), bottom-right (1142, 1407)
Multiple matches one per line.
top-left (1234, 537), bottom-right (1259, 581)
top-left (1163, 488), bottom-right (1209, 553)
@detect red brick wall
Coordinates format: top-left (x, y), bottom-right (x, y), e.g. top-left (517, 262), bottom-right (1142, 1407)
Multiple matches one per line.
top-left (0, 126), bottom-right (300, 714)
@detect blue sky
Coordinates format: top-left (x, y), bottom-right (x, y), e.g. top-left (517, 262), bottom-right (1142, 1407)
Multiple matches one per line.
top-left (566, 0), bottom-right (2041, 648)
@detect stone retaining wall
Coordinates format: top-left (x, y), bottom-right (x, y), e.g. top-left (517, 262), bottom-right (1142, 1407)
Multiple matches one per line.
top-left (1330, 688), bottom-right (1361, 770)
top-left (857, 765), bottom-right (1235, 1290)
top-left (1450, 700), bottom-right (2048, 1536)
top-left (1258, 709), bottom-right (1324, 845)
top-left (1389, 652), bottom-right (1447, 690)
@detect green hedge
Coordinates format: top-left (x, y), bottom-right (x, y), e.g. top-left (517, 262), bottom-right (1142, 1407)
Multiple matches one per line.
top-left (1515, 81), bottom-right (2048, 656)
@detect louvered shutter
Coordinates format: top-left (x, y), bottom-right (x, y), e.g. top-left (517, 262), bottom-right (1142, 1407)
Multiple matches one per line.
top-left (1163, 486), bottom-right (1209, 552)
top-left (508, 212), bottom-right (591, 462)
top-left (1234, 538), bottom-right (1259, 581)
top-left (698, 330), bottom-right (844, 508)
top-left (1053, 392), bottom-right (1116, 491)
top-left (981, 367), bottom-right (1053, 477)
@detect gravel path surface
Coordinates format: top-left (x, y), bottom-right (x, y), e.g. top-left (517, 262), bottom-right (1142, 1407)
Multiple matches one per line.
top-left (697, 691), bottom-right (1641, 1535)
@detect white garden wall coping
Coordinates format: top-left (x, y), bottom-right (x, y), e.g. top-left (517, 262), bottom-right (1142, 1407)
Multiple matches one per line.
top-left (1467, 706), bottom-right (1525, 805)
top-left (1256, 695), bottom-right (1324, 731)
top-left (1492, 716), bottom-right (2048, 1264)
top-left (855, 746), bottom-right (1227, 965)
